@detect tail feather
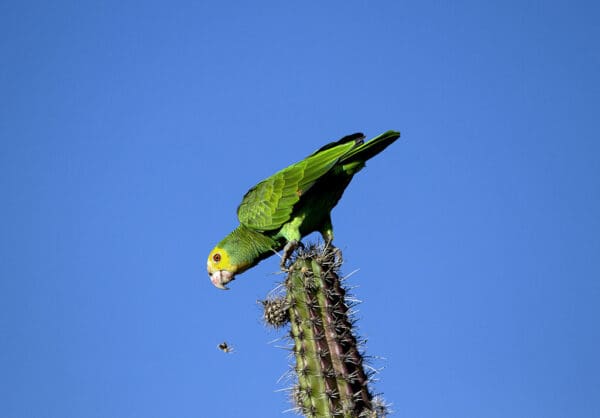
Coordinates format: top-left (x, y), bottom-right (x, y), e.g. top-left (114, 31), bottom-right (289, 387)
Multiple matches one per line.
top-left (340, 130), bottom-right (400, 164)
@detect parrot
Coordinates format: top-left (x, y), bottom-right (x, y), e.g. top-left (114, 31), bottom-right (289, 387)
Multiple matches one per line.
top-left (207, 130), bottom-right (401, 290)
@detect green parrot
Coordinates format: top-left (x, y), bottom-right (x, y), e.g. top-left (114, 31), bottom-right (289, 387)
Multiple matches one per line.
top-left (207, 130), bottom-right (401, 289)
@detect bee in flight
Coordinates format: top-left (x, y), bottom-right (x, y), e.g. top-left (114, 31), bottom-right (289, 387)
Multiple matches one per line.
top-left (217, 341), bottom-right (234, 353)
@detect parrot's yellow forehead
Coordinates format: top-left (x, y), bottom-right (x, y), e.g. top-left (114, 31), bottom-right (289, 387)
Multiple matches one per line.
top-left (207, 246), bottom-right (232, 273)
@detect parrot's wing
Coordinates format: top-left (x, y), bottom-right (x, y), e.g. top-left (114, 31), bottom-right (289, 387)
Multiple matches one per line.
top-left (305, 133), bottom-right (365, 158)
top-left (237, 138), bottom-right (359, 231)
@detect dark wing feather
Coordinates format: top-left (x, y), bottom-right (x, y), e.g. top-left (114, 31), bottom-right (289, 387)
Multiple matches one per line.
top-left (305, 133), bottom-right (364, 157)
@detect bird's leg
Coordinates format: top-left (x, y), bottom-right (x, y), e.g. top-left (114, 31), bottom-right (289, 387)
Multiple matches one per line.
top-left (321, 218), bottom-right (343, 264)
top-left (280, 240), bottom-right (303, 270)
top-left (333, 245), bottom-right (343, 265)
top-left (324, 238), bottom-right (343, 265)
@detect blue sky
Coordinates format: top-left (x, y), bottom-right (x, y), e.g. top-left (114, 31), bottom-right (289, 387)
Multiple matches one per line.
top-left (2, 1), bottom-right (599, 417)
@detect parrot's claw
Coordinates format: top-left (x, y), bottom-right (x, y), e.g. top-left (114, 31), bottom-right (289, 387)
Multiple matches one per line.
top-left (333, 246), bottom-right (343, 264)
top-left (280, 240), bottom-right (303, 270)
top-left (325, 239), bottom-right (343, 264)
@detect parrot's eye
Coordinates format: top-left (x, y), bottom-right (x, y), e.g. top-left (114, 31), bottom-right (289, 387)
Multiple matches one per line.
top-left (213, 253), bottom-right (221, 263)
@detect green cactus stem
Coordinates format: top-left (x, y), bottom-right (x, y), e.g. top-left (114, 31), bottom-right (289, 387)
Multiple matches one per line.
top-left (282, 245), bottom-right (384, 418)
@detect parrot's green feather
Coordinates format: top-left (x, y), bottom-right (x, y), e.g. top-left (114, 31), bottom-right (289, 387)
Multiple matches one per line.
top-left (237, 139), bottom-right (358, 231)
top-left (306, 132), bottom-right (365, 157)
top-left (219, 224), bottom-right (279, 267)
top-left (339, 130), bottom-right (400, 167)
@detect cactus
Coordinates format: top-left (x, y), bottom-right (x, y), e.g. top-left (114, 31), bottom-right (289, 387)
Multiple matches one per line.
top-left (262, 244), bottom-right (388, 418)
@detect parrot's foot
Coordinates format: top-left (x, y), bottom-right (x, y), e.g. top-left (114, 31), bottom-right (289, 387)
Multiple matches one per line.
top-left (325, 240), bottom-right (343, 265)
top-left (333, 246), bottom-right (343, 265)
top-left (280, 240), bottom-right (304, 270)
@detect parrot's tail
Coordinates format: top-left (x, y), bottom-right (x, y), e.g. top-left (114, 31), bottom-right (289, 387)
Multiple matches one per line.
top-left (340, 130), bottom-right (401, 165)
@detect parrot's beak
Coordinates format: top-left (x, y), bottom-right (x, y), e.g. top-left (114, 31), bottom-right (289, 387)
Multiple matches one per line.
top-left (209, 270), bottom-right (235, 290)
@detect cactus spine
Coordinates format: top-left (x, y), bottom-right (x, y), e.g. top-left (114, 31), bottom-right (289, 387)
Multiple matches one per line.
top-left (272, 245), bottom-right (385, 418)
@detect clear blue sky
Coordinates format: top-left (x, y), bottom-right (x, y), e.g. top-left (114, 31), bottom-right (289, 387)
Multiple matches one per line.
top-left (2, 1), bottom-right (599, 417)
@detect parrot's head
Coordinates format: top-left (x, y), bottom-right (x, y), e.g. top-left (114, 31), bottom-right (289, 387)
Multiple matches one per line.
top-left (207, 225), bottom-right (277, 290)
top-left (207, 245), bottom-right (251, 290)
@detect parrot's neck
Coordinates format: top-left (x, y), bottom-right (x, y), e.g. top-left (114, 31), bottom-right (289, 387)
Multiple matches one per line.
top-left (222, 225), bottom-right (282, 269)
